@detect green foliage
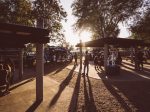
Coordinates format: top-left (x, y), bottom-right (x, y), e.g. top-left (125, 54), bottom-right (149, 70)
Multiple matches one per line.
top-left (32, 0), bottom-right (67, 42)
top-left (72, 0), bottom-right (143, 39)
top-left (130, 6), bottom-right (150, 42)
top-left (0, 0), bottom-right (34, 26)
top-left (0, 0), bottom-right (67, 43)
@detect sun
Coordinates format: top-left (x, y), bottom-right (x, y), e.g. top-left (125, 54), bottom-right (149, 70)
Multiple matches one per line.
top-left (65, 30), bottom-right (92, 46)
top-left (79, 31), bottom-right (92, 42)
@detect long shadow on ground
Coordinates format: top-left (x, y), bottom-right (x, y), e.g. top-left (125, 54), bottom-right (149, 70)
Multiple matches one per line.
top-left (82, 74), bottom-right (97, 111)
top-left (49, 65), bottom-right (76, 107)
top-left (68, 67), bottom-right (82, 112)
top-left (3, 62), bottom-right (72, 97)
top-left (11, 62), bottom-right (72, 85)
top-left (98, 68), bottom-right (150, 112)
top-left (122, 61), bottom-right (150, 72)
top-left (44, 62), bottom-right (72, 76)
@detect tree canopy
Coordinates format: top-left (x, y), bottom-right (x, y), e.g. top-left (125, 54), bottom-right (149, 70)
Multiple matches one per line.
top-left (0, 0), bottom-right (67, 43)
top-left (130, 1), bottom-right (150, 42)
top-left (32, 0), bottom-right (67, 43)
top-left (0, 0), bottom-right (33, 26)
top-left (72, 0), bottom-right (143, 39)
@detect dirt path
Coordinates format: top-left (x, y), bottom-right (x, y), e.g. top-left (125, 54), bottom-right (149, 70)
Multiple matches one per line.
top-left (47, 62), bottom-right (150, 112)
top-left (1, 61), bottom-right (150, 112)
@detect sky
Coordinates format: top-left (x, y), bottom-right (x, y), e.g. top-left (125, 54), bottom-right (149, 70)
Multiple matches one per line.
top-left (60, 0), bottom-right (131, 46)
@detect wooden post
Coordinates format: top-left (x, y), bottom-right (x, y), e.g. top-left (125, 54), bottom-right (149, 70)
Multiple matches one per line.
top-left (36, 19), bottom-right (44, 101)
top-left (134, 46), bottom-right (138, 70)
top-left (19, 49), bottom-right (23, 79)
top-left (130, 47), bottom-right (134, 63)
top-left (104, 44), bottom-right (108, 74)
top-left (80, 40), bottom-right (82, 69)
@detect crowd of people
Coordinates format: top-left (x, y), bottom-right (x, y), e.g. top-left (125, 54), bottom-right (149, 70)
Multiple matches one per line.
top-left (44, 46), bottom-right (73, 63)
top-left (73, 48), bottom-right (150, 75)
top-left (0, 47), bottom-right (149, 93)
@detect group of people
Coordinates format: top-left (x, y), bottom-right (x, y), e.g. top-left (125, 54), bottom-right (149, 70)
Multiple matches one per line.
top-left (93, 52), bottom-right (104, 72)
top-left (73, 51), bottom-right (103, 75)
top-left (73, 49), bottom-right (123, 75)
top-left (73, 51), bottom-right (90, 75)
top-left (0, 58), bottom-right (15, 93)
top-left (73, 47), bottom-right (147, 76)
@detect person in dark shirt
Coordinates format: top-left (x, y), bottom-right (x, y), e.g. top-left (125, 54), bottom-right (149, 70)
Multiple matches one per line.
top-left (74, 52), bottom-right (78, 65)
top-left (83, 51), bottom-right (89, 75)
top-left (137, 51), bottom-right (144, 71)
top-left (116, 52), bottom-right (122, 65)
top-left (94, 55), bottom-right (99, 71)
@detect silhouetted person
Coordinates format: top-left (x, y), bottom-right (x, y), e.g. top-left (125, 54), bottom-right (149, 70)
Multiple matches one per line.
top-left (116, 52), bottom-right (122, 65)
top-left (137, 51), bottom-right (144, 71)
top-left (83, 51), bottom-right (89, 75)
top-left (5, 57), bottom-right (15, 84)
top-left (0, 64), bottom-right (9, 93)
top-left (99, 52), bottom-right (104, 65)
top-left (74, 52), bottom-right (78, 65)
top-left (134, 50), bottom-right (139, 70)
top-left (3, 63), bottom-right (11, 84)
top-left (94, 55), bottom-right (99, 71)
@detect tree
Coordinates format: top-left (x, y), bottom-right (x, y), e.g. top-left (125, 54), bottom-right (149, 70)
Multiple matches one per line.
top-left (72, 0), bottom-right (143, 39)
top-left (0, 0), bottom-right (34, 26)
top-left (130, 1), bottom-right (150, 42)
top-left (0, 0), bottom-right (67, 42)
top-left (32, 0), bottom-right (67, 42)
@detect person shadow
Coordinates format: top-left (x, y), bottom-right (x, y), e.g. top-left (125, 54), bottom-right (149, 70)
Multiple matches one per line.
top-left (68, 66), bottom-right (82, 112)
top-left (82, 73), bottom-right (97, 111)
top-left (49, 65), bottom-right (76, 107)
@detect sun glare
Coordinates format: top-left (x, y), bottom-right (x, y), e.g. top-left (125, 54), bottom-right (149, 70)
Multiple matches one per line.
top-left (65, 30), bottom-right (92, 46)
top-left (79, 31), bottom-right (92, 42)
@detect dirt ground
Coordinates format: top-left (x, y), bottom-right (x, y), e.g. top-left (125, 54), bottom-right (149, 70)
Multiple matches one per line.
top-left (44, 61), bottom-right (150, 112)
top-left (1, 60), bottom-right (150, 112)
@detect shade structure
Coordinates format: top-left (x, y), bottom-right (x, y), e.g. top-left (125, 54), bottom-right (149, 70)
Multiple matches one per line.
top-left (0, 23), bottom-right (50, 48)
top-left (0, 22), bottom-right (50, 101)
top-left (76, 38), bottom-right (150, 48)
top-left (0, 49), bottom-right (21, 55)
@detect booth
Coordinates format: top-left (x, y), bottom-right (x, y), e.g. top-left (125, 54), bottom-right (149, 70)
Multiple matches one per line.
top-left (76, 37), bottom-right (150, 76)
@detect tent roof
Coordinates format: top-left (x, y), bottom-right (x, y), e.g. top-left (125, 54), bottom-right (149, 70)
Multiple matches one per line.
top-left (76, 38), bottom-right (150, 48)
top-left (0, 23), bottom-right (50, 48)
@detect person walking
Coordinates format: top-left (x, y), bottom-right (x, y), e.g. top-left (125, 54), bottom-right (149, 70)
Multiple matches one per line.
top-left (94, 55), bottom-right (99, 71)
top-left (137, 50), bottom-right (144, 71)
top-left (83, 51), bottom-right (89, 75)
top-left (74, 52), bottom-right (78, 65)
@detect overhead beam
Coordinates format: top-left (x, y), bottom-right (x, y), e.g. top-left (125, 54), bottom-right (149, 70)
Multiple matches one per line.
top-left (0, 23), bottom-right (50, 36)
top-left (0, 36), bottom-right (49, 44)
top-left (76, 38), bottom-right (150, 47)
